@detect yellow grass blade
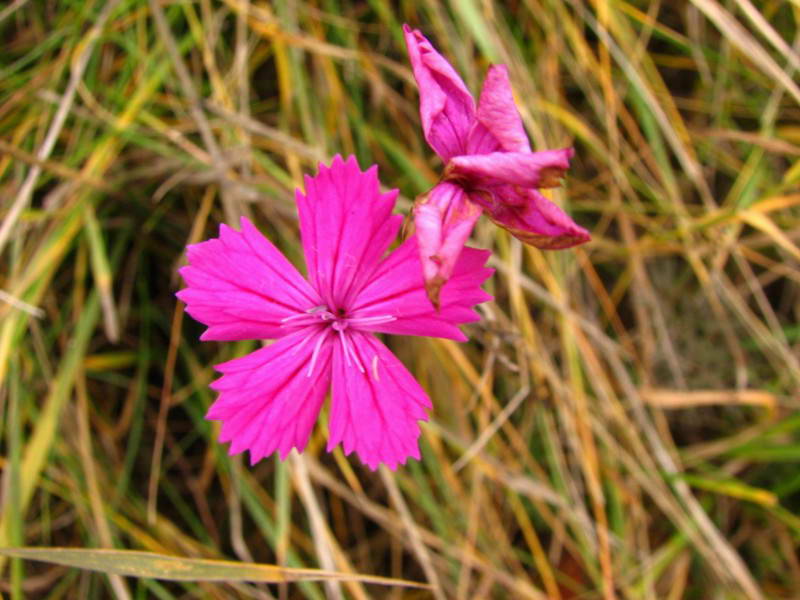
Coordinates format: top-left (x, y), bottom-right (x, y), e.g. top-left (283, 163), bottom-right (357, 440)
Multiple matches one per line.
top-left (0, 548), bottom-right (429, 587)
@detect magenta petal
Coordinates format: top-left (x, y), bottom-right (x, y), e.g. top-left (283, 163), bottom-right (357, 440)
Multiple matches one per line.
top-left (477, 188), bottom-right (591, 249)
top-left (469, 65), bottom-right (531, 154)
top-left (447, 149), bottom-right (574, 189)
top-left (328, 331), bottom-right (430, 470)
top-left (177, 217), bottom-right (321, 341)
top-left (411, 182), bottom-right (483, 305)
top-left (350, 236), bottom-right (492, 341)
top-left (403, 25), bottom-right (475, 160)
top-left (296, 156), bottom-right (402, 309)
top-left (208, 330), bottom-right (333, 464)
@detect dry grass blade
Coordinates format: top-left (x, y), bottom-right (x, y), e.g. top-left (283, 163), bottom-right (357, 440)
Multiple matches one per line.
top-left (0, 548), bottom-right (428, 587)
top-left (642, 389), bottom-right (778, 409)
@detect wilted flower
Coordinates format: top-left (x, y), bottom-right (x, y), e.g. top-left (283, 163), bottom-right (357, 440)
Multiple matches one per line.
top-left (177, 156), bottom-right (492, 470)
top-left (403, 25), bottom-right (590, 305)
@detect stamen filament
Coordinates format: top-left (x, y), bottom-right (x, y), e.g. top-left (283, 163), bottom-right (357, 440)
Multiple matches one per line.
top-left (338, 329), bottom-right (364, 373)
top-left (346, 314), bottom-right (397, 326)
top-left (282, 306), bottom-right (337, 330)
top-left (306, 329), bottom-right (330, 377)
top-left (281, 304), bottom-right (328, 323)
top-left (371, 355), bottom-right (380, 381)
top-left (281, 306), bottom-right (325, 322)
top-left (282, 315), bottom-right (324, 329)
top-left (338, 330), bottom-right (350, 367)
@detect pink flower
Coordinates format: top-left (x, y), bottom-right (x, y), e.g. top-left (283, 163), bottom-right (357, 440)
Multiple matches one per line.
top-left (177, 156), bottom-right (492, 470)
top-left (403, 25), bottom-right (590, 305)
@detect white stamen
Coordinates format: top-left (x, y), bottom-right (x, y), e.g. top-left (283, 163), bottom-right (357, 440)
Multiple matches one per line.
top-left (346, 314), bottom-right (397, 327)
top-left (281, 305), bottom-right (329, 324)
top-left (338, 329), bottom-right (364, 373)
top-left (338, 330), bottom-right (350, 367)
top-left (306, 330), bottom-right (329, 377)
top-left (371, 355), bottom-right (380, 381)
top-left (281, 313), bottom-right (305, 323)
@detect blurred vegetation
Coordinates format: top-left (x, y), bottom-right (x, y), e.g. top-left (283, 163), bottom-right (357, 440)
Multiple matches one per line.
top-left (1, 0), bottom-right (799, 598)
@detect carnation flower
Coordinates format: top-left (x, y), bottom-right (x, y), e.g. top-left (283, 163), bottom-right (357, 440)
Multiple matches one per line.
top-left (403, 25), bottom-right (590, 305)
top-left (177, 156), bottom-right (492, 470)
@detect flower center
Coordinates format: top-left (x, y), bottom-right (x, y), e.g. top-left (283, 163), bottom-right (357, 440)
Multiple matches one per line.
top-left (280, 306), bottom-right (396, 377)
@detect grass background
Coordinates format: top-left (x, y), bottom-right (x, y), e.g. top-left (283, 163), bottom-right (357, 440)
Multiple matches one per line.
top-left (2, 0), bottom-right (799, 598)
